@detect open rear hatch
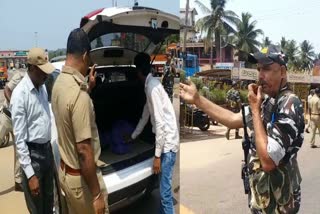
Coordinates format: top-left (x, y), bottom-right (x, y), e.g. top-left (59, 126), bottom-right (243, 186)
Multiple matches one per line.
top-left (81, 6), bottom-right (179, 174)
top-left (81, 6), bottom-right (180, 66)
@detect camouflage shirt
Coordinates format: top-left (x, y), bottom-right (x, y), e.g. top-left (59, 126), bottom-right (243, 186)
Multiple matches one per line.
top-left (162, 61), bottom-right (175, 100)
top-left (244, 85), bottom-right (304, 213)
top-left (226, 88), bottom-right (241, 111)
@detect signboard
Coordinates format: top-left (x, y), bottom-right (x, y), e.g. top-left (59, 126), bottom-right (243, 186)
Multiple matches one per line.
top-left (215, 62), bottom-right (234, 70)
top-left (14, 51), bottom-right (27, 57)
top-left (239, 68), bottom-right (258, 80)
top-left (233, 61), bottom-right (245, 68)
top-left (288, 74), bottom-right (310, 83)
top-left (231, 67), bottom-right (240, 80)
top-left (233, 68), bottom-right (313, 83)
top-left (311, 76), bottom-right (320, 84)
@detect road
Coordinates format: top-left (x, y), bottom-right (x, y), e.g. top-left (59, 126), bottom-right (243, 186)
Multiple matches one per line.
top-left (180, 124), bottom-right (320, 214)
top-left (0, 74), bottom-right (180, 214)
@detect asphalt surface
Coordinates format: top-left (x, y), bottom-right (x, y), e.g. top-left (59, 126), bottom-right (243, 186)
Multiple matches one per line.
top-left (180, 124), bottom-right (320, 214)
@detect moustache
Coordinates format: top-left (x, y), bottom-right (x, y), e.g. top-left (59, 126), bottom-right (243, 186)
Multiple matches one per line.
top-left (257, 80), bottom-right (267, 86)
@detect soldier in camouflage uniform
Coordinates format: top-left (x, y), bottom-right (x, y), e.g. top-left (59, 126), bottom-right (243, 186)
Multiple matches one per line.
top-left (162, 53), bottom-right (176, 102)
top-left (180, 45), bottom-right (304, 213)
top-left (226, 81), bottom-right (242, 140)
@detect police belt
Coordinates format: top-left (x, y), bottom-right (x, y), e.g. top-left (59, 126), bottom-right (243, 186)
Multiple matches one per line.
top-left (60, 159), bottom-right (81, 176)
top-left (2, 107), bottom-right (11, 118)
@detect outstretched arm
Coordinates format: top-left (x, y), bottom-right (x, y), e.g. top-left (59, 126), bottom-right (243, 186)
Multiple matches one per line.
top-left (180, 82), bottom-right (243, 129)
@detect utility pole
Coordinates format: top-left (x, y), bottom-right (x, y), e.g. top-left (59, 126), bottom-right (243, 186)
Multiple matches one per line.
top-left (34, 32), bottom-right (38, 47)
top-left (182, 0), bottom-right (190, 54)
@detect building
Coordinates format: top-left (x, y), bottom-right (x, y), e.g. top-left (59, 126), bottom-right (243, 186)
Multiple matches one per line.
top-left (180, 8), bottom-right (198, 42)
top-left (0, 50), bottom-right (49, 68)
top-left (180, 7), bottom-right (237, 78)
top-left (0, 50), bottom-right (29, 68)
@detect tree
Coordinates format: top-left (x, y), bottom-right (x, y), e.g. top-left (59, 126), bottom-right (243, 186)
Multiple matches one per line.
top-left (299, 40), bottom-right (315, 71)
top-left (262, 36), bottom-right (272, 47)
top-left (314, 53), bottom-right (320, 61)
top-left (285, 40), bottom-right (299, 71)
top-left (229, 12), bottom-right (263, 61)
top-left (279, 37), bottom-right (287, 51)
top-left (195, 0), bottom-right (239, 63)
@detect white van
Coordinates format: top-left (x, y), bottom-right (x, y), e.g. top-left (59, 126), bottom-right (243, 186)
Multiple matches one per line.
top-left (49, 5), bottom-right (179, 212)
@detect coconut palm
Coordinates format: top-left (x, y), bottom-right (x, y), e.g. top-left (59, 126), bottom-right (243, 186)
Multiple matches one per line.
top-left (262, 37), bottom-right (272, 47)
top-left (279, 37), bottom-right (287, 51)
top-left (195, 0), bottom-right (239, 63)
top-left (229, 12), bottom-right (263, 61)
top-left (299, 40), bottom-right (315, 71)
top-left (284, 40), bottom-right (299, 71)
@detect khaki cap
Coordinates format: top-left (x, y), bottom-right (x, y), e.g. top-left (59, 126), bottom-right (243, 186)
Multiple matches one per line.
top-left (27, 48), bottom-right (55, 74)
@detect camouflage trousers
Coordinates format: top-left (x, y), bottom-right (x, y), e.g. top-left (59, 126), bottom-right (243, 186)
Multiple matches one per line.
top-left (164, 87), bottom-right (173, 102)
top-left (250, 186), bottom-right (301, 214)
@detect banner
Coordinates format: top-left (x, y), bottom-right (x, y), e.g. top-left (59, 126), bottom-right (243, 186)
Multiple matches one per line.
top-left (288, 74), bottom-right (310, 83)
top-left (239, 68), bottom-right (258, 80)
top-left (231, 67), bottom-right (239, 80)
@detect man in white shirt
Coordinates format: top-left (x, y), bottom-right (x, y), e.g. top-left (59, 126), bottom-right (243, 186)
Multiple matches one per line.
top-left (10, 48), bottom-right (55, 214)
top-left (130, 52), bottom-right (179, 214)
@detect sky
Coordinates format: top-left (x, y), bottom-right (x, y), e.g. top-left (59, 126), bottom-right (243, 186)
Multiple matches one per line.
top-left (180, 0), bottom-right (320, 53)
top-left (0, 0), bottom-right (179, 51)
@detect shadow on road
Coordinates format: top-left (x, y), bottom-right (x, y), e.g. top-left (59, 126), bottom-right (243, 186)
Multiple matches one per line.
top-left (180, 125), bottom-right (229, 143)
top-left (0, 186), bottom-right (14, 196)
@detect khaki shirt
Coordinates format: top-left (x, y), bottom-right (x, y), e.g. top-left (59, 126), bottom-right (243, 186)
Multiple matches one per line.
top-left (3, 70), bottom-right (25, 108)
top-left (51, 66), bottom-right (101, 169)
top-left (310, 95), bottom-right (320, 115)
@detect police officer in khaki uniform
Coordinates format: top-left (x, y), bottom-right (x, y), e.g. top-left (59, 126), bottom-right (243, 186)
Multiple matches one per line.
top-left (309, 88), bottom-right (320, 148)
top-left (1, 69), bottom-right (26, 191)
top-left (52, 28), bottom-right (108, 214)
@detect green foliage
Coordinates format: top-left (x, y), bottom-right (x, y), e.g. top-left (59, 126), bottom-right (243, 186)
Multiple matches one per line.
top-left (180, 70), bottom-right (186, 83)
top-left (48, 49), bottom-right (66, 60)
top-left (190, 77), bottom-right (204, 90)
top-left (240, 90), bottom-right (248, 103)
top-left (190, 76), bottom-right (249, 105)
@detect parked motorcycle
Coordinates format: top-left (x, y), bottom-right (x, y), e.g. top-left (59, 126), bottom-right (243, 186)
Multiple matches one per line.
top-left (181, 102), bottom-right (211, 131)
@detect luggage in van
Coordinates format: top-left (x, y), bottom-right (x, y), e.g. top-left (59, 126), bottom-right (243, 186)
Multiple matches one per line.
top-left (111, 120), bottom-right (135, 155)
top-left (98, 130), bottom-right (112, 150)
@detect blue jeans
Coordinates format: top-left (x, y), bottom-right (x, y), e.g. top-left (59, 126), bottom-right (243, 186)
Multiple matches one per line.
top-left (159, 151), bottom-right (176, 214)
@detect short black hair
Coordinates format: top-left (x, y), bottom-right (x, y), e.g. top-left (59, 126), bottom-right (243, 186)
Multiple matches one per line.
top-left (66, 28), bottom-right (91, 56)
top-left (134, 52), bottom-right (151, 76)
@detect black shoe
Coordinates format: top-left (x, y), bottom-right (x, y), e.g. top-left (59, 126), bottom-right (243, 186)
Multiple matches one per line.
top-left (305, 129), bottom-right (310, 133)
top-left (225, 130), bottom-right (230, 140)
top-left (235, 135), bottom-right (242, 139)
top-left (14, 182), bottom-right (23, 192)
top-left (311, 145), bottom-right (317, 148)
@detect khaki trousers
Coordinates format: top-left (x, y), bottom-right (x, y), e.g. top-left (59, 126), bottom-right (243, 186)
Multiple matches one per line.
top-left (59, 166), bottom-right (109, 214)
